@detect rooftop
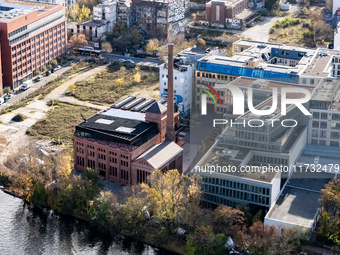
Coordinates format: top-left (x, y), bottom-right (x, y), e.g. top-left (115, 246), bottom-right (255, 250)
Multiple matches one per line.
top-left (136, 140), bottom-right (183, 169)
top-left (196, 145), bottom-right (278, 183)
top-left (0, 0), bottom-right (57, 22)
top-left (265, 171), bottom-right (332, 229)
top-left (199, 40), bottom-right (336, 80)
top-left (76, 113), bottom-right (158, 144)
top-left (207, 0), bottom-right (244, 7)
top-left (265, 186), bottom-right (321, 229)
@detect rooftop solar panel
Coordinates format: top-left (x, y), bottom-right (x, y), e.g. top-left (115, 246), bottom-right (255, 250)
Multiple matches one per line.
top-left (121, 97), bottom-right (145, 110)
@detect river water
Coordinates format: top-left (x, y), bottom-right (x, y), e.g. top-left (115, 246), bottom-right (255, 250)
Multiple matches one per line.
top-left (0, 190), bottom-right (172, 255)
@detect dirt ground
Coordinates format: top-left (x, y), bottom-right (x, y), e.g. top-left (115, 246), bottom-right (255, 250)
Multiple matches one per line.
top-left (0, 64), bottom-right (109, 173)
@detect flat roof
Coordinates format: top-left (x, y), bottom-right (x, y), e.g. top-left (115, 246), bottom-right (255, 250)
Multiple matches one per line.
top-left (0, 0), bottom-right (57, 22)
top-left (76, 113), bottom-right (157, 143)
top-left (265, 170), bottom-right (332, 228)
top-left (197, 145), bottom-right (278, 183)
top-left (266, 186), bottom-right (321, 228)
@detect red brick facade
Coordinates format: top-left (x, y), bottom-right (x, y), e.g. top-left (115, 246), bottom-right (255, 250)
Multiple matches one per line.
top-left (0, 5), bottom-right (67, 90)
top-left (204, 0), bottom-right (248, 26)
top-left (73, 109), bottom-right (182, 186)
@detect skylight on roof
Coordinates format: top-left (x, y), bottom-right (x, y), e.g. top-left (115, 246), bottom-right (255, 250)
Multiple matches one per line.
top-left (95, 118), bottom-right (114, 125)
top-left (115, 126), bottom-right (136, 134)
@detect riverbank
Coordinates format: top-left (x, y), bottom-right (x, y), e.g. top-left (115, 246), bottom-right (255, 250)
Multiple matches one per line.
top-left (0, 189), bottom-right (174, 255)
top-left (0, 169), bottom-right (184, 255)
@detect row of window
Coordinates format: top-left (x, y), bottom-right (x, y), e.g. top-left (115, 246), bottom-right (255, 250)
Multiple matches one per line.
top-left (204, 185), bottom-right (270, 205)
top-left (137, 169), bottom-right (149, 183)
top-left (203, 177), bottom-right (270, 195)
top-left (311, 139), bottom-right (339, 147)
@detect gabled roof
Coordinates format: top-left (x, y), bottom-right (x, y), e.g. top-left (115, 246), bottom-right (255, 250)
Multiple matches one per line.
top-left (145, 102), bottom-right (167, 114)
top-left (135, 140), bottom-right (183, 169)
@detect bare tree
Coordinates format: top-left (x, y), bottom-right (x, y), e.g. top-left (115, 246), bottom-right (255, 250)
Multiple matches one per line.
top-left (101, 42), bottom-right (112, 53)
top-left (313, 20), bottom-right (332, 43)
top-left (69, 34), bottom-right (88, 48)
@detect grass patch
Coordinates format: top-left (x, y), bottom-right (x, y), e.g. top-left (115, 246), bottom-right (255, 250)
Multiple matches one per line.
top-left (12, 113), bottom-right (27, 122)
top-left (66, 63), bottom-right (159, 106)
top-left (0, 61), bottom-right (102, 115)
top-left (26, 100), bottom-right (98, 145)
top-left (269, 18), bottom-right (315, 47)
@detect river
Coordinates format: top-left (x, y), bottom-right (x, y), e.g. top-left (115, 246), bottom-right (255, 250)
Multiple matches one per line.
top-left (0, 190), bottom-right (173, 255)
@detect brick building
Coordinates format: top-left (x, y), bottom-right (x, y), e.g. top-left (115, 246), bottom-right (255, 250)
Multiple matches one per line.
top-left (0, 0), bottom-right (67, 91)
top-left (73, 97), bottom-right (184, 185)
top-left (74, 44), bottom-right (183, 185)
top-left (196, 0), bottom-right (257, 29)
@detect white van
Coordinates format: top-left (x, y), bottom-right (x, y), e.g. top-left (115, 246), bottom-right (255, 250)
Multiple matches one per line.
top-left (0, 97), bottom-right (4, 105)
top-left (21, 80), bottom-right (32, 91)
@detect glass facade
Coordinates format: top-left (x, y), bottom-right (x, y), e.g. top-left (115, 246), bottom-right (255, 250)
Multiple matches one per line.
top-left (197, 62), bottom-right (299, 83)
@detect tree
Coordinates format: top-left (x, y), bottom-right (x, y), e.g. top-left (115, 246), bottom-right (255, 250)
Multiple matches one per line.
top-left (68, 4), bottom-right (91, 22)
top-left (3, 86), bottom-right (11, 95)
top-left (101, 42), bottom-right (112, 53)
top-left (69, 34), bottom-right (88, 48)
top-left (245, 222), bottom-right (276, 255)
top-left (133, 72), bottom-right (141, 83)
top-left (186, 226), bottom-right (227, 255)
top-left (130, 28), bottom-right (143, 46)
top-left (313, 20), bottom-right (332, 42)
top-left (319, 179), bottom-right (340, 245)
top-left (146, 39), bottom-right (159, 53)
top-left (51, 60), bottom-right (58, 66)
top-left (140, 170), bottom-right (202, 228)
top-left (196, 38), bottom-right (206, 48)
top-left (112, 18), bottom-right (127, 37)
top-left (212, 205), bottom-right (245, 237)
top-left (320, 179), bottom-right (340, 217)
top-left (77, 5), bottom-right (91, 22)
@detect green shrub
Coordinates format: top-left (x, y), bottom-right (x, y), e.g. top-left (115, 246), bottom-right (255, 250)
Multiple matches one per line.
top-left (270, 27), bottom-right (276, 34)
top-left (11, 113), bottom-right (27, 122)
top-left (303, 29), bottom-right (313, 38)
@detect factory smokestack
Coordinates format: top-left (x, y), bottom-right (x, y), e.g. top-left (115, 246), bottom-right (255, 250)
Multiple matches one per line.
top-left (166, 43), bottom-right (176, 141)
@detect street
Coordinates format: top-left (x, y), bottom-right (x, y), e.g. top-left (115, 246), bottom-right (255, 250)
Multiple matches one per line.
top-left (0, 64), bottom-right (72, 112)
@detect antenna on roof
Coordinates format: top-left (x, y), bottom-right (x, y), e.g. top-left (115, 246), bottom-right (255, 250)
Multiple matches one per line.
top-left (80, 113), bottom-right (87, 122)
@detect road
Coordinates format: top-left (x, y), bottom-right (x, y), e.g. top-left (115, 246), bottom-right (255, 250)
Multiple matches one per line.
top-left (102, 52), bottom-right (163, 68)
top-left (0, 65), bottom-right (72, 112)
top-left (240, 4), bottom-right (300, 41)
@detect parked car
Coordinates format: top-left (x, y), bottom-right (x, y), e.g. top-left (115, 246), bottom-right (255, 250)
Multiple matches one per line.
top-left (0, 97), bottom-right (4, 105)
top-left (54, 65), bottom-right (61, 71)
top-left (7, 94), bottom-right (13, 99)
top-left (46, 70), bottom-right (51, 76)
top-left (4, 96), bottom-right (9, 102)
top-left (21, 80), bottom-right (32, 91)
top-left (118, 58), bottom-right (135, 64)
top-left (36, 75), bottom-right (43, 82)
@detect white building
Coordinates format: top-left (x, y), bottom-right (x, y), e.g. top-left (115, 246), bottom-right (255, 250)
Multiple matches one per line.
top-left (68, 21), bottom-right (109, 43)
top-left (334, 22), bottom-right (340, 51)
top-left (308, 79), bottom-right (340, 147)
top-left (93, 0), bottom-right (117, 32)
top-left (160, 63), bottom-right (193, 117)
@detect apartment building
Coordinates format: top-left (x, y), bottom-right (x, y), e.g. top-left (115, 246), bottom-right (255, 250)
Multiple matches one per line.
top-left (93, 0), bottom-right (117, 32)
top-left (0, 0), bottom-right (67, 90)
top-left (160, 63), bottom-right (193, 117)
top-left (196, 0), bottom-right (257, 29)
top-left (67, 0), bottom-right (117, 43)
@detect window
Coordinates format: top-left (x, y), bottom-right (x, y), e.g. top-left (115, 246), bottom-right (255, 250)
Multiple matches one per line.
top-left (313, 112), bottom-right (320, 119)
top-left (312, 121), bottom-right (319, 128)
top-left (320, 122), bottom-right (327, 129)
top-left (321, 113), bottom-right (328, 119)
